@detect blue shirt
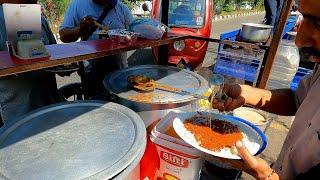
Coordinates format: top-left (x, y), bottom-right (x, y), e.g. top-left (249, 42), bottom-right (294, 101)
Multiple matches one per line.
top-left (60, 0), bottom-right (134, 40)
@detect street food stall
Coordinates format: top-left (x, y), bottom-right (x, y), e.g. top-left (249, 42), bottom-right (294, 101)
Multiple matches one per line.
top-left (0, 0), bottom-right (302, 179)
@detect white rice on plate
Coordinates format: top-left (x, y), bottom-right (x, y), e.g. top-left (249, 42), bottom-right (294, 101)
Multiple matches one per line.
top-left (173, 113), bottom-right (262, 159)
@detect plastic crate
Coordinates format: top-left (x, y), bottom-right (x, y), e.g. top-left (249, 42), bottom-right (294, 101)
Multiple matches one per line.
top-left (216, 16), bottom-right (298, 85)
top-left (213, 56), bottom-right (260, 83)
top-left (213, 46), bottom-right (263, 83)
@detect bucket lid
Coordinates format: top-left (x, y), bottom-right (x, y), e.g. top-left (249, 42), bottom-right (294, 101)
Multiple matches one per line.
top-left (104, 65), bottom-right (208, 105)
top-left (0, 101), bottom-right (146, 180)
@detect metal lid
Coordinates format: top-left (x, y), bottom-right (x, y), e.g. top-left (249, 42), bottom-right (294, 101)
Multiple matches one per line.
top-left (104, 65), bottom-right (208, 105)
top-left (0, 101), bottom-right (146, 180)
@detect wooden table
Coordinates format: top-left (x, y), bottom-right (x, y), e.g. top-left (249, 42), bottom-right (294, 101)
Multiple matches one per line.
top-left (0, 34), bottom-right (186, 77)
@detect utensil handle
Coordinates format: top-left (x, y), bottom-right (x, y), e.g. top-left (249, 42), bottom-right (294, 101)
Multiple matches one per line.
top-left (180, 90), bottom-right (207, 99)
top-left (155, 84), bottom-right (207, 99)
top-left (94, 21), bottom-right (108, 31)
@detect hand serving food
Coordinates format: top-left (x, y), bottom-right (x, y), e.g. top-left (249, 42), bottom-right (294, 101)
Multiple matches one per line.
top-left (211, 84), bottom-right (246, 112)
top-left (226, 141), bottom-right (279, 180)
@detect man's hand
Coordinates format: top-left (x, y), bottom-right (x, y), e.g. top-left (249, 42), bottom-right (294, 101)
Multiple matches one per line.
top-left (220, 141), bottom-right (279, 180)
top-left (79, 16), bottom-right (96, 38)
top-left (211, 84), bottom-right (245, 112)
top-left (59, 16), bottom-right (97, 43)
top-left (236, 141), bottom-right (279, 179)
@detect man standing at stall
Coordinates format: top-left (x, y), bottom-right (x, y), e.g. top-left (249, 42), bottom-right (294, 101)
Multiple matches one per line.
top-left (59, 0), bottom-right (134, 98)
top-left (213, 0), bottom-right (320, 178)
top-left (263, 0), bottom-right (284, 26)
top-left (0, 0), bottom-right (61, 125)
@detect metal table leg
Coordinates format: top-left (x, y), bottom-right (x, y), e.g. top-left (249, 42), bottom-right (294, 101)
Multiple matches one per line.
top-left (78, 61), bottom-right (89, 100)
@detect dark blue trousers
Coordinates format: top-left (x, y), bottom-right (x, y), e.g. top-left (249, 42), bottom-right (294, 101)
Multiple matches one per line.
top-left (264, 0), bottom-right (284, 26)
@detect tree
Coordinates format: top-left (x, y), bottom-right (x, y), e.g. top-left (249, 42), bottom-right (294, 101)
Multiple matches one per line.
top-left (122, 0), bottom-right (136, 10)
top-left (39, 0), bottom-right (71, 23)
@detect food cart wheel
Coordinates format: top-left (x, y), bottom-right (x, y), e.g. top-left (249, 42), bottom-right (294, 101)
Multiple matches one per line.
top-left (58, 82), bottom-right (84, 101)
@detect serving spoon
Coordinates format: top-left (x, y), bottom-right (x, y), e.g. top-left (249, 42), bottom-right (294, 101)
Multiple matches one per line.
top-left (93, 21), bottom-right (109, 32)
top-left (127, 75), bottom-right (208, 100)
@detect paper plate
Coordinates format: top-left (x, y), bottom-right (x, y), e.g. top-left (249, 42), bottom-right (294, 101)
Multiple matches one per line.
top-left (173, 112), bottom-right (267, 159)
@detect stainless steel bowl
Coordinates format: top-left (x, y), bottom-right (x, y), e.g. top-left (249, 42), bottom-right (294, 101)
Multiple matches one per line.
top-left (233, 107), bottom-right (276, 132)
top-left (241, 23), bottom-right (273, 43)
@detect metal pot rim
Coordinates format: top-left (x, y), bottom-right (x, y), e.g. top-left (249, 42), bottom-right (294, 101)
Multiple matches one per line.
top-left (104, 65), bottom-right (209, 105)
top-left (241, 23), bottom-right (273, 29)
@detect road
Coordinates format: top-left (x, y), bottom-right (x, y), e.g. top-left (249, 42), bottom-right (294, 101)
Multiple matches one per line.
top-left (203, 13), bottom-right (265, 67)
top-left (56, 13), bottom-right (265, 87)
top-left (212, 13), bottom-right (265, 39)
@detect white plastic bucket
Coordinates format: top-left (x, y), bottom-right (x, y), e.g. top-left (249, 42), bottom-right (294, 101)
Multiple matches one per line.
top-left (150, 112), bottom-right (204, 180)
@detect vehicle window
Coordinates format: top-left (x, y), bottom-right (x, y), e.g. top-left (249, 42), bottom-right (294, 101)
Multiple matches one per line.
top-left (168, 0), bottom-right (206, 28)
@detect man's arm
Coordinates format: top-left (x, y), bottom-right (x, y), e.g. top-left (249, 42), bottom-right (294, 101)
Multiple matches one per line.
top-left (59, 16), bottom-right (97, 43)
top-left (239, 85), bottom-right (297, 116)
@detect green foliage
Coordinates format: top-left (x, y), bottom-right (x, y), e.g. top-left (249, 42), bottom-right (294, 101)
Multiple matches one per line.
top-left (255, 0), bottom-right (264, 8)
top-left (39, 0), bottom-right (71, 23)
top-left (223, 3), bottom-right (234, 12)
top-left (215, 0), bottom-right (226, 4)
top-left (214, 0), bottom-right (225, 15)
top-left (214, 0), bottom-right (265, 13)
top-left (122, 0), bottom-right (136, 10)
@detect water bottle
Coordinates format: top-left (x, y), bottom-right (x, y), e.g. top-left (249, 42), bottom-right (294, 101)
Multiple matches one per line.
top-left (267, 40), bottom-right (300, 90)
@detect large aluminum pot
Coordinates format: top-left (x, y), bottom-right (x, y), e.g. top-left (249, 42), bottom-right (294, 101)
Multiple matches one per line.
top-left (104, 65), bottom-right (209, 129)
top-left (241, 23), bottom-right (273, 43)
top-left (0, 101), bottom-right (146, 180)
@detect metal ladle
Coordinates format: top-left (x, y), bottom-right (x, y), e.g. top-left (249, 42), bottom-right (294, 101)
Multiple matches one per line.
top-left (127, 75), bottom-right (208, 100)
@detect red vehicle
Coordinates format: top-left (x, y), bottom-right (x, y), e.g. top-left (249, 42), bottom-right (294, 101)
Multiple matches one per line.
top-left (152, 0), bottom-right (213, 69)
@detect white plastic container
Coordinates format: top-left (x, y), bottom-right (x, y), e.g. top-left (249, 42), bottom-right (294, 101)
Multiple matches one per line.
top-left (151, 112), bottom-right (204, 180)
top-left (269, 71), bottom-right (296, 81)
top-left (151, 112), bottom-right (194, 145)
top-left (269, 65), bottom-right (297, 75)
top-left (267, 79), bottom-right (292, 89)
top-left (267, 40), bottom-right (299, 89)
top-left (233, 107), bottom-right (274, 133)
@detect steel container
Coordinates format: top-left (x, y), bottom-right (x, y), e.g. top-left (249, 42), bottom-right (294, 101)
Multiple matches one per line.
top-left (104, 65), bottom-right (209, 128)
top-left (233, 107), bottom-right (276, 133)
top-left (0, 101), bottom-right (146, 180)
top-left (241, 23), bottom-right (273, 43)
